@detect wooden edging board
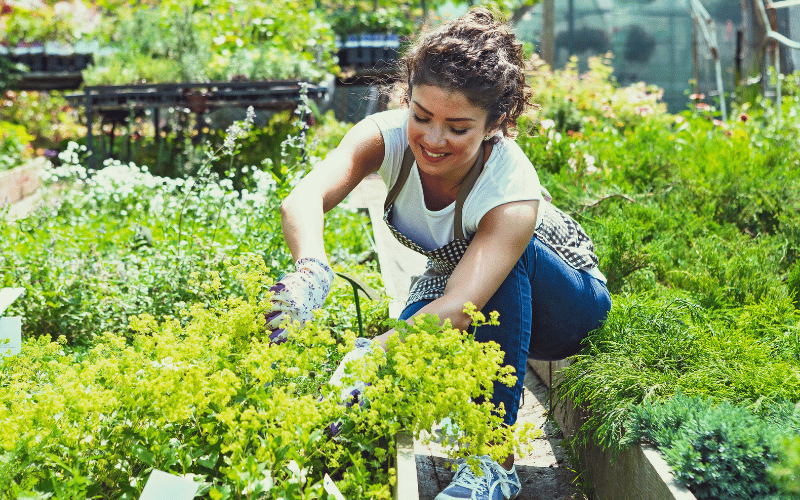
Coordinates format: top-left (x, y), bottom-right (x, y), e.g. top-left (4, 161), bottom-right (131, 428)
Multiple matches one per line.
top-left (527, 359), bottom-right (698, 500)
top-left (394, 432), bottom-right (420, 500)
top-left (0, 157), bottom-right (47, 206)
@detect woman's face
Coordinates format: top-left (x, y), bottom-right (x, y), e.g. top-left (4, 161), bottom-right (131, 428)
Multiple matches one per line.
top-left (406, 85), bottom-right (491, 185)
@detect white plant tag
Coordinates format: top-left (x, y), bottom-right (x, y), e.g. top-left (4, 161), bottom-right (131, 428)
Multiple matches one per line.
top-left (0, 317), bottom-right (21, 358)
top-left (0, 288), bottom-right (24, 315)
top-left (0, 288), bottom-right (24, 359)
top-left (323, 474), bottom-right (346, 500)
top-left (139, 469), bottom-right (199, 500)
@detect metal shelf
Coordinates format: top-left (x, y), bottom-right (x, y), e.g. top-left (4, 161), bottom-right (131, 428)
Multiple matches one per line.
top-left (64, 80), bottom-right (328, 169)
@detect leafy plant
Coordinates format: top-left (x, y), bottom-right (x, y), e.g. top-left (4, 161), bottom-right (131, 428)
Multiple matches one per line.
top-left (1, 0), bottom-right (102, 46)
top-left (0, 257), bottom-right (537, 498)
top-left (623, 392), bottom-right (796, 500)
top-left (83, 0), bottom-right (338, 85)
top-left (1, 102), bottom-right (369, 345)
top-left (0, 120), bottom-right (32, 171)
top-left (789, 261), bottom-right (800, 310)
top-left (0, 90), bottom-right (83, 154)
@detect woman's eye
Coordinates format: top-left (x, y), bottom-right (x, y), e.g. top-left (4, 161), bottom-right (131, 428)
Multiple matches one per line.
top-left (412, 113), bottom-right (467, 135)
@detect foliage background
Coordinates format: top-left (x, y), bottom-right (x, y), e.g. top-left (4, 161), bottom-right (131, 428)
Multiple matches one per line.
top-left (2, 0), bottom-right (800, 495)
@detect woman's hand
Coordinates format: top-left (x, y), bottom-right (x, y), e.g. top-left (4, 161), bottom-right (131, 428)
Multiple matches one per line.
top-left (270, 118), bottom-right (385, 346)
top-left (328, 337), bottom-right (375, 407)
top-left (265, 257), bottom-right (335, 344)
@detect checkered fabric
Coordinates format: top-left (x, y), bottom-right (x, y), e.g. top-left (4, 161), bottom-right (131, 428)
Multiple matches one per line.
top-left (384, 201), bottom-right (600, 308)
top-left (534, 202), bottom-right (599, 271)
top-left (383, 205), bottom-right (466, 305)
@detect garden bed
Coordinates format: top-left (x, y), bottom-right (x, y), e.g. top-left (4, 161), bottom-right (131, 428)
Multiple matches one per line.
top-left (529, 359), bottom-right (697, 500)
top-left (0, 157), bottom-right (47, 205)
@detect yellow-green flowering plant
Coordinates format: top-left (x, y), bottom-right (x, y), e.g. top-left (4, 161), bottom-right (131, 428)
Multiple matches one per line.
top-left (0, 256), bottom-right (537, 499)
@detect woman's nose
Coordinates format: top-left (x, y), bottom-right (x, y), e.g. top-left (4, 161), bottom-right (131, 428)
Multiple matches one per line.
top-left (424, 127), bottom-right (446, 147)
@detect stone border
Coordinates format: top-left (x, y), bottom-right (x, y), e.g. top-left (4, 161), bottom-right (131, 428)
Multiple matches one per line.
top-left (528, 359), bottom-right (697, 500)
top-left (0, 157), bottom-right (48, 206)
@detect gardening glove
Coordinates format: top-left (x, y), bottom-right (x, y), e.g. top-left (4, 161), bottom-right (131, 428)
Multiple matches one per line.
top-left (265, 257), bottom-right (335, 345)
top-left (328, 338), bottom-right (374, 436)
top-left (329, 337), bottom-right (374, 408)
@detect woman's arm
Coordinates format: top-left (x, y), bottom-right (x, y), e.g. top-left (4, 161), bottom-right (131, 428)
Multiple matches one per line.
top-left (280, 118), bottom-right (386, 263)
top-left (374, 199), bottom-right (539, 348)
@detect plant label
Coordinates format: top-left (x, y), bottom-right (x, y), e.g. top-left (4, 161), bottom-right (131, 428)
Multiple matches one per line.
top-left (0, 288), bottom-right (24, 358)
top-left (0, 318), bottom-right (21, 358)
top-left (0, 288), bottom-right (24, 316)
top-left (323, 474), bottom-right (346, 500)
top-left (139, 469), bottom-right (199, 500)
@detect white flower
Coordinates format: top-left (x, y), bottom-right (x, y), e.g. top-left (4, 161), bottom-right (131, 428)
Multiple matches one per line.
top-left (541, 119), bottom-right (556, 130)
top-left (568, 157), bottom-right (578, 172)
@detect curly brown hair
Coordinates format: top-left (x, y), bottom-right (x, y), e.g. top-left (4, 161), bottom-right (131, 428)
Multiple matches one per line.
top-left (399, 7), bottom-right (531, 139)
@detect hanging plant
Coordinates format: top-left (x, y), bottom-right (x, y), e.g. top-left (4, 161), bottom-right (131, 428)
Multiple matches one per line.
top-left (624, 24), bottom-right (657, 64)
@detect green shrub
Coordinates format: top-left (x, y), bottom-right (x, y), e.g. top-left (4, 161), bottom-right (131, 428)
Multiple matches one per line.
top-left (0, 120), bottom-right (32, 171)
top-left (557, 294), bottom-right (800, 451)
top-left (84, 0), bottom-right (337, 85)
top-left (623, 393), bottom-right (795, 500)
top-left (789, 261), bottom-right (800, 310)
top-left (2, 103), bottom-right (369, 346)
top-left (0, 91), bottom-right (83, 153)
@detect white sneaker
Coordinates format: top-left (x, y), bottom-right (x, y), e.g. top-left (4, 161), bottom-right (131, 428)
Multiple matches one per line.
top-left (435, 455), bottom-right (521, 500)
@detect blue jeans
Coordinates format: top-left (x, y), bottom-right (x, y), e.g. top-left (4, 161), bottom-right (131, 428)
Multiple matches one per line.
top-left (399, 236), bottom-right (612, 426)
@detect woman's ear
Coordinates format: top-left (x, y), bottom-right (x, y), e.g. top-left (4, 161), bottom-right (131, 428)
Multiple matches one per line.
top-left (488, 113), bottom-right (507, 136)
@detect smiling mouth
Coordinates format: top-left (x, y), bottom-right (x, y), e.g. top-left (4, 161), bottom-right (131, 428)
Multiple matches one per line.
top-left (421, 146), bottom-right (450, 159)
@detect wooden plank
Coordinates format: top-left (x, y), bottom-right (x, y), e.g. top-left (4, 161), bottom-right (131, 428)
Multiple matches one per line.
top-left (394, 432), bottom-right (420, 500)
top-left (0, 158), bottom-right (46, 206)
top-left (527, 359), bottom-right (698, 500)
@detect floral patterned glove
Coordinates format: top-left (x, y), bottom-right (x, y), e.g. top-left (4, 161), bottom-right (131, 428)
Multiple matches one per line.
top-left (329, 337), bottom-right (374, 407)
top-left (265, 257), bottom-right (335, 344)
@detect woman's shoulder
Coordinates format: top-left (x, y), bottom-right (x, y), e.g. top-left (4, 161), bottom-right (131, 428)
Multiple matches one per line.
top-left (487, 138), bottom-right (535, 174)
top-left (470, 138), bottom-right (540, 200)
top-left (367, 108), bottom-right (409, 133)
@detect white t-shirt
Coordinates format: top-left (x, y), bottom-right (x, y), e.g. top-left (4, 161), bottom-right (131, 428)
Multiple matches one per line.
top-left (369, 109), bottom-right (543, 251)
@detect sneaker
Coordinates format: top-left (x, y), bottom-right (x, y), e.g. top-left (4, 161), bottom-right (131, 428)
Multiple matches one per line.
top-left (435, 455), bottom-right (521, 500)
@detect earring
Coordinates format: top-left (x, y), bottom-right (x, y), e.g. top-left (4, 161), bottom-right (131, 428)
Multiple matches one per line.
top-left (484, 135), bottom-right (491, 141)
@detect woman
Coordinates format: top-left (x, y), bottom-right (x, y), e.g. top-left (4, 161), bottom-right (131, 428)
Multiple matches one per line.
top-left (265, 8), bottom-right (611, 500)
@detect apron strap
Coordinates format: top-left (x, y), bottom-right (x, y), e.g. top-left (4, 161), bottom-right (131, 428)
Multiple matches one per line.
top-left (384, 144), bottom-right (489, 241)
top-left (384, 146), bottom-right (416, 211)
top-left (453, 144), bottom-right (486, 241)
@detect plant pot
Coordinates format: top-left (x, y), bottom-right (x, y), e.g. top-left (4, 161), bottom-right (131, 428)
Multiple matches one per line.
top-left (183, 90), bottom-right (211, 114)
